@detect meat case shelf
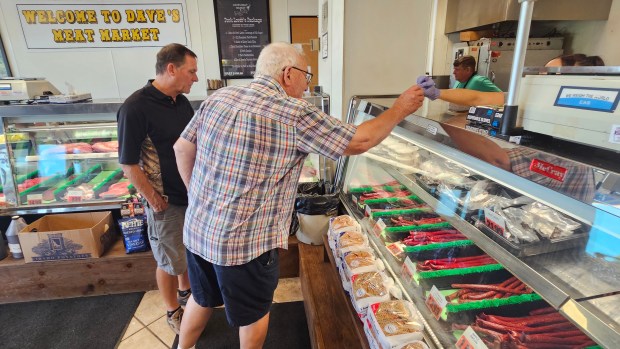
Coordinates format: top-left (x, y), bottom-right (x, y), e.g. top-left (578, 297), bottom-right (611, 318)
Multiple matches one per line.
top-left (332, 96), bottom-right (620, 348)
top-left (0, 94), bottom-right (330, 216)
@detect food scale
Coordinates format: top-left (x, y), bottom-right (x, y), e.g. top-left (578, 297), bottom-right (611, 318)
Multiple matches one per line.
top-left (517, 67), bottom-right (620, 152)
top-left (0, 77), bottom-right (61, 102)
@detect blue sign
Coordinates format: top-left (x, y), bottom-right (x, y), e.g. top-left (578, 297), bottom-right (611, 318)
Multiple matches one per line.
top-left (554, 86), bottom-right (620, 113)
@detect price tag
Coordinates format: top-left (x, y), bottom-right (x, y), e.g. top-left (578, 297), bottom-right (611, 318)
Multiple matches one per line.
top-left (426, 285), bottom-right (448, 320)
top-left (0, 196), bottom-right (6, 203)
top-left (427, 124), bottom-right (438, 135)
top-left (66, 190), bottom-right (84, 202)
top-left (456, 326), bottom-right (489, 349)
top-left (401, 256), bottom-right (416, 284)
top-left (373, 218), bottom-right (386, 237)
top-left (386, 242), bottom-right (404, 258)
top-left (483, 208), bottom-right (506, 235)
top-left (365, 204), bottom-right (372, 217)
top-left (351, 195), bottom-right (358, 206)
top-left (27, 194), bottom-right (43, 205)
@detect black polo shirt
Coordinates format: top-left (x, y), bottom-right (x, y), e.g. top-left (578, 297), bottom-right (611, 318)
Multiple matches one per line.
top-left (117, 80), bottom-right (195, 205)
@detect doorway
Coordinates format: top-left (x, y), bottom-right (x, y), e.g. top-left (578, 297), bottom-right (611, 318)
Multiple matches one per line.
top-left (290, 16), bottom-right (318, 90)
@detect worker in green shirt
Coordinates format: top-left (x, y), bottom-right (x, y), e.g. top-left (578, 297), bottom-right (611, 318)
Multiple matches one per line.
top-left (452, 55), bottom-right (502, 92)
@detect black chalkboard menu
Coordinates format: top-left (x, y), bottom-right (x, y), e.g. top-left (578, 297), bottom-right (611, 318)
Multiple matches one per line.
top-left (213, 0), bottom-right (271, 79)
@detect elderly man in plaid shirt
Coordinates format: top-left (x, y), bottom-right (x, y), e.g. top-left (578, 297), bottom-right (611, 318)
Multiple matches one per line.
top-left (173, 42), bottom-right (424, 349)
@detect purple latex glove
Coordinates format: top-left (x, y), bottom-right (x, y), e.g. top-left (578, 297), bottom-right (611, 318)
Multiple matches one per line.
top-left (416, 75), bottom-right (440, 100)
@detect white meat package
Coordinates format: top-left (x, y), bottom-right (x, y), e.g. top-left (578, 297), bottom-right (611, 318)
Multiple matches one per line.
top-left (366, 300), bottom-right (425, 349)
top-left (328, 215), bottom-right (361, 250)
top-left (335, 230), bottom-right (369, 258)
top-left (349, 271), bottom-right (393, 315)
top-left (342, 249), bottom-right (385, 279)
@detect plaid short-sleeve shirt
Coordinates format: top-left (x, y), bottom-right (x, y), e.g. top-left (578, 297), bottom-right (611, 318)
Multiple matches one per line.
top-left (181, 76), bottom-right (356, 266)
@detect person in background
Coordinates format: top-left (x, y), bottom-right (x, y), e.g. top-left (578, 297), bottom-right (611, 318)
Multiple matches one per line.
top-left (173, 42), bottom-right (424, 349)
top-left (415, 52), bottom-right (602, 202)
top-left (418, 52), bottom-right (606, 107)
top-left (545, 53), bottom-right (605, 67)
top-left (452, 55), bottom-right (502, 92)
top-left (117, 43), bottom-right (198, 334)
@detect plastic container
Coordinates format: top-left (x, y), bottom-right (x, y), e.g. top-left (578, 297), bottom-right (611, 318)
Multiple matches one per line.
top-left (6, 216), bottom-right (27, 259)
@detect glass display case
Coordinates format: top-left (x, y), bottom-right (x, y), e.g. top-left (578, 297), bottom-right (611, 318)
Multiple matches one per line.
top-left (331, 96), bottom-right (620, 348)
top-left (0, 94), bottom-right (330, 215)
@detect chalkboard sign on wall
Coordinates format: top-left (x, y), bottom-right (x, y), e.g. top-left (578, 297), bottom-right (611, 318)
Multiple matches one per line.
top-left (213, 0), bottom-right (271, 79)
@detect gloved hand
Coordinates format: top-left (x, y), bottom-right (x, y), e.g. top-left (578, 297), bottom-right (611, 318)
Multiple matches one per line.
top-left (416, 75), bottom-right (441, 101)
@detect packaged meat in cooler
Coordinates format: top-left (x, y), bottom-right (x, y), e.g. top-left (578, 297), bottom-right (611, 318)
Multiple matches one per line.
top-left (365, 300), bottom-right (424, 349)
top-left (92, 140), bottom-right (119, 153)
top-left (99, 181), bottom-right (131, 199)
top-left (39, 142), bottom-right (93, 155)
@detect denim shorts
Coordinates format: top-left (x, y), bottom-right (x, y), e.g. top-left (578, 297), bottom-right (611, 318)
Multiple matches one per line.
top-left (145, 203), bottom-right (188, 275)
top-left (186, 249), bottom-right (280, 327)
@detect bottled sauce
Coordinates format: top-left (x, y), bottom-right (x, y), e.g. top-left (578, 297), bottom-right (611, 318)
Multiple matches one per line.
top-left (6, 216), bottom-right (27, 259)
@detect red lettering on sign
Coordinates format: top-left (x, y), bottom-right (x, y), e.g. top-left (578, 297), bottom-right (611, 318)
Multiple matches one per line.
top-left (529, 159), bottom-right (567, 182)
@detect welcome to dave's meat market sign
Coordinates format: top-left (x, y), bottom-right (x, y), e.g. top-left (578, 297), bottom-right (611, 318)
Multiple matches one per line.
top-left (17, 2), bottom-right (190, 48)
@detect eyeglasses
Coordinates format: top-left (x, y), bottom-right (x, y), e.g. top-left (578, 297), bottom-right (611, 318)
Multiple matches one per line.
top-left (283, 66), bottom-right (313, 84)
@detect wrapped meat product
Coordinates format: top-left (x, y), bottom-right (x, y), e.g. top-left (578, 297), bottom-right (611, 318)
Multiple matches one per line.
top-left (342, 249), bottom-right (385, 279)
top-left (349, 271), bottom-right (393, 314)
top-left (521, 202), bottom-right (581, 239)
top-left (335, 230), bottom-right (369, 257)
top-left (92, 140), bottom-right (119, 153)
top-left (366, 300), bottom-right (424, 349)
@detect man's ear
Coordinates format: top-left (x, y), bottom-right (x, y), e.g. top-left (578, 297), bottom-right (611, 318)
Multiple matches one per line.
top-left (281, 66), bottom-right (292, 87)
top-left (166, 62), bottom-right (176, 76)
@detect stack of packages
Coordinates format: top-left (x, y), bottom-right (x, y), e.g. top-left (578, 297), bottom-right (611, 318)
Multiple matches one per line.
top-left (328, 215), bottom-right (429, 349)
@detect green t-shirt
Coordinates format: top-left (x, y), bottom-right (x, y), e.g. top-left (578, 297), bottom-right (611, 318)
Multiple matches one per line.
top-left (453, 74), bottom-right (502, 92)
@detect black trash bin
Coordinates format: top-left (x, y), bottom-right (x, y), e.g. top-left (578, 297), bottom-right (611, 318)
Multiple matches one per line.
top-left (293, 183), bottom-right (339, 245)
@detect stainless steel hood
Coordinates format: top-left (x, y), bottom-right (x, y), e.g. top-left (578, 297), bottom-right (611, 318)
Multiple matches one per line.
top-left (445, 0), bottom-right (612, 33)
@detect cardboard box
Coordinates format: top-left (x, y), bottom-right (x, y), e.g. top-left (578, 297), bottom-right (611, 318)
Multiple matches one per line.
top-left (19, 211), bottom-right (116, 263)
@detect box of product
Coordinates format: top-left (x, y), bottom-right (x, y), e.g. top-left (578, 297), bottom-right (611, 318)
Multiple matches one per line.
top-left (18, 211), bottom-right (116, 263)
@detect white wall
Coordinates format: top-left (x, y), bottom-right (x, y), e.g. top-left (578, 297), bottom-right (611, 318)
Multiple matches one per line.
top-left (0, 0), bottom-right (318, 98)
top-left (319, 0), bottom-right (432, 119)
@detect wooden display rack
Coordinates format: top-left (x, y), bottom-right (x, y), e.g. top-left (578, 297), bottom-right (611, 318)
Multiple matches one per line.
top-left (0, 236), bottom-right (300, 304)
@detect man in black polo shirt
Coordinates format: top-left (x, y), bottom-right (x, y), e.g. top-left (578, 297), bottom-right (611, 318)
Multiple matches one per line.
top-left (117, 43), bottom-right (198, 334)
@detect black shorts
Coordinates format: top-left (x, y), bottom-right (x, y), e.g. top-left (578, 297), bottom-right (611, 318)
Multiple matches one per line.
top-left (186, 249), bottom-right (280, 327)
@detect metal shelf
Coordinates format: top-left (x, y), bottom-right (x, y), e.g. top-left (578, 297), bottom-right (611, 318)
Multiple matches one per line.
top-left (339, 197), bottom-right (451, 349)
top-left (379, 162), bottom-right (620, 348)
top-left (25, 152), bottom-right (118, 162)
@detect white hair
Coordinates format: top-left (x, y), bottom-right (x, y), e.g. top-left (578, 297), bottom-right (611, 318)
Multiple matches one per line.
top-left (254, 42), bottom-right (305, 79)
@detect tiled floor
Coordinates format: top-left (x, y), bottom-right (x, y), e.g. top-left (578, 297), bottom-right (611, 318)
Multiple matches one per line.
top-left (117, 277), bottom-right (303, 349)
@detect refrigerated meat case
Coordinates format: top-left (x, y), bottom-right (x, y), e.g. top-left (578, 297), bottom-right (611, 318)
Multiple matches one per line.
top-left (0, 94), bottom-right (330, 216)
top-left (330, 96), bottom-right (620, 348)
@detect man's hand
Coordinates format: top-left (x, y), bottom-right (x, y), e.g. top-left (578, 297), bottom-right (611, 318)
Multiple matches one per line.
top-left (392, 84), bottom-right (425, 116)
top-left (416, 75), bottom-right (441, 100)
top-left (150, 194), bottom-right (169, 213)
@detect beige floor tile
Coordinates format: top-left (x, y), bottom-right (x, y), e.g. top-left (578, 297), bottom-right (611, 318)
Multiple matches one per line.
top-left (273, 277), bottom-right (303, 303)
top-left (134, 290), bottom-right (166, 326)
top-left (121, 316), bottom-right (145, 340)
top-left (118, 328), bottom-right (168, 349)
top-left (148, 315), bottom-right (177, 347)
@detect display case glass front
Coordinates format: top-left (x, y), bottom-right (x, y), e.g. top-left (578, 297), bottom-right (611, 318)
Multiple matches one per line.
top-left (332, 97), bottom-right (620, 348)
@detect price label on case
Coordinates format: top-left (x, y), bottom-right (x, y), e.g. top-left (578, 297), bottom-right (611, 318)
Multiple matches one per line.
top-left (456, 326), bottom-right (488, 349)
top-left (373, 218), bottom-right (386, 237)
top-left (401, 256), bottom-right (416, 284)
top-left (351, 195), bottom-right (358, 206)
top-left (386, 242), bottom-right (404, 257)
top-left (426, 285), bottom-right (447, 320)
top-left (27, 194), bottom-right (43, 205)
top-left (66, 190), bottom-right (84, 202)
top-left (427, 124), bottom-right (438, 135)
top-left (365, 204), bottom-right (372, 217)
top-left (483, 208), bottom-right (506, 235)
